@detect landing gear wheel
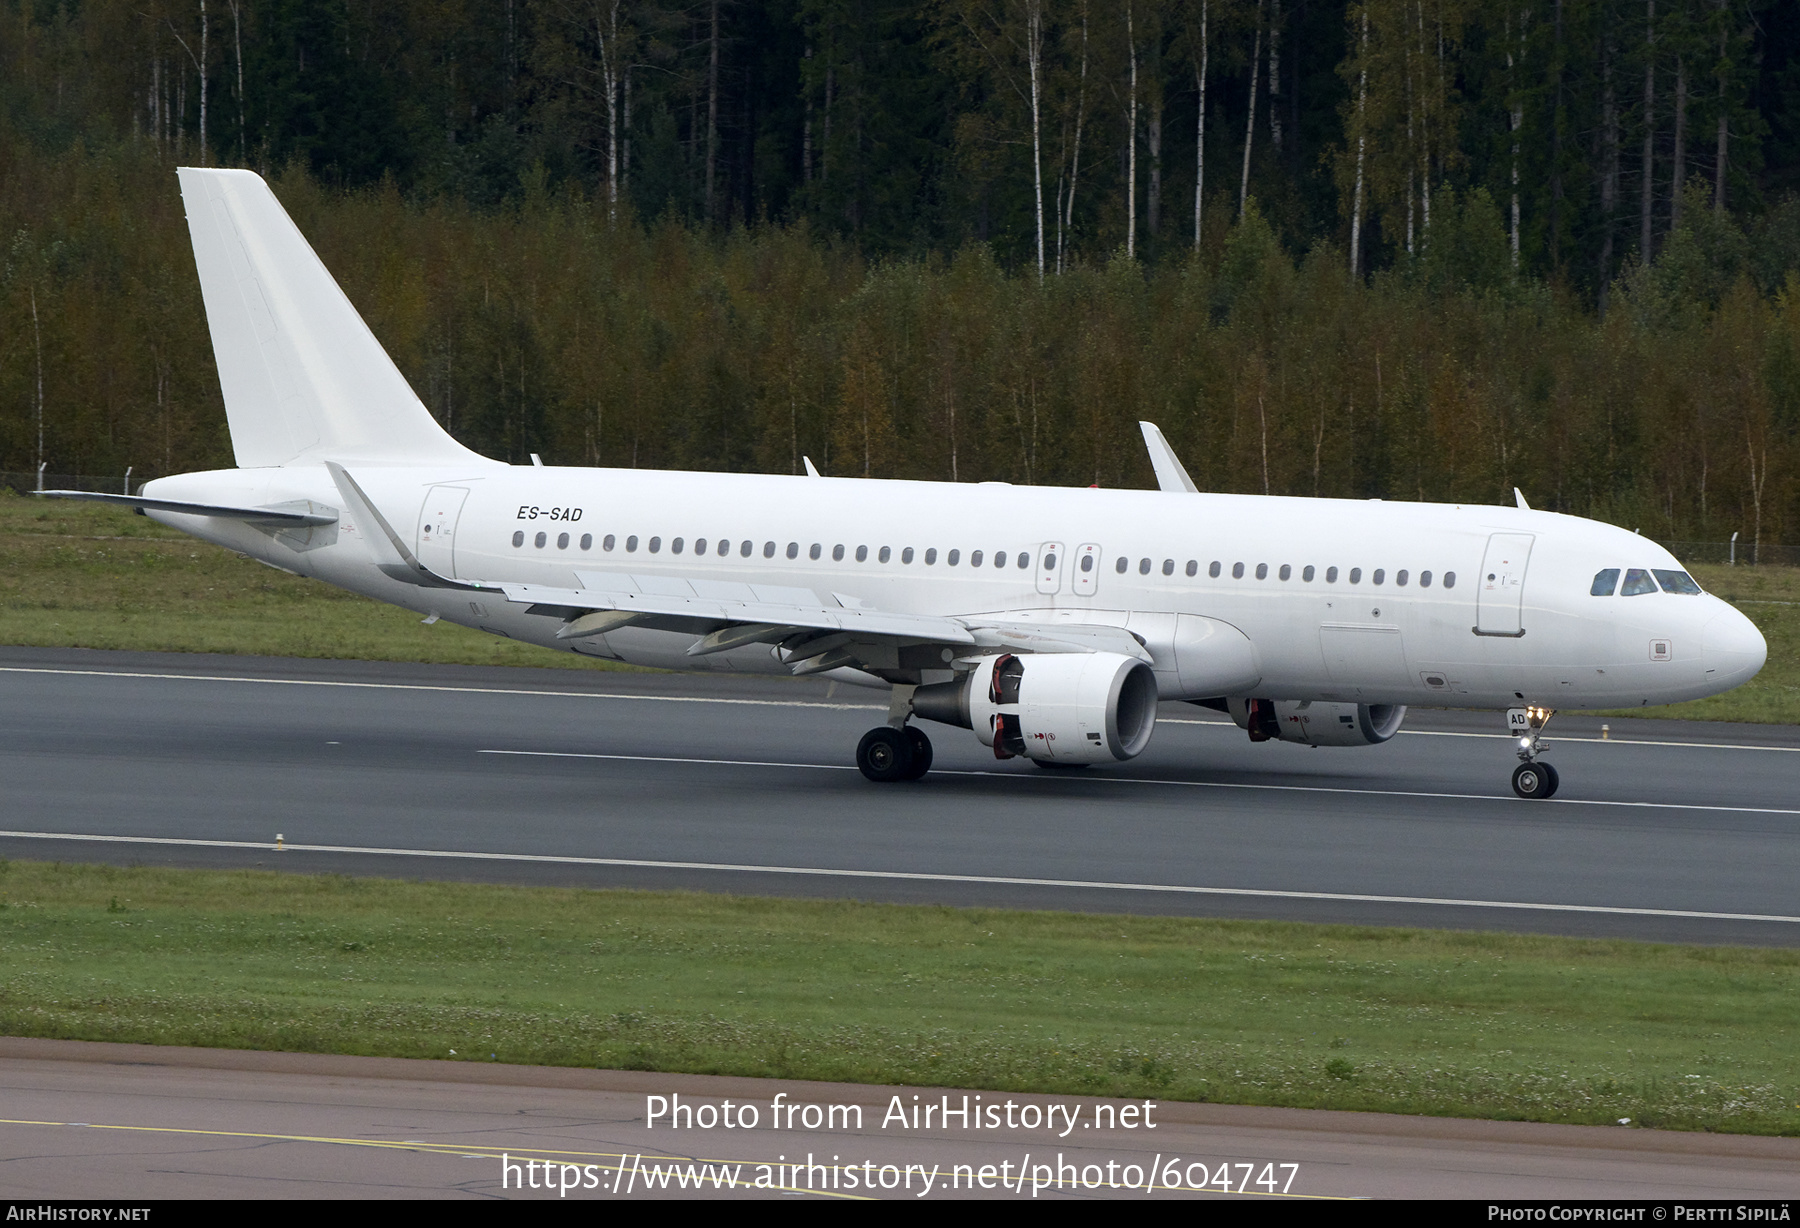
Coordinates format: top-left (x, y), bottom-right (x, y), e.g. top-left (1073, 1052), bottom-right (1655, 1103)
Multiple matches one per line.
top-left (1512, 762), bottom-right (1557, 800)
top-left (856, 727), bottom-right (914, 783)
top-left (903, 726), bottom-right (933, 779)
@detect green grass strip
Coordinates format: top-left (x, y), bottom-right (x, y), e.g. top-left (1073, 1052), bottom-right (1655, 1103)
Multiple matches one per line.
top-left (1, 860), bottom-right (1795, 1135)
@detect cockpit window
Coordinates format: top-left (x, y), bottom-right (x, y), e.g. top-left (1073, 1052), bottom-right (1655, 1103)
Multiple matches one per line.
top-left (1620, 568), bottom-right (1659, 596)
top-left (1590, 568), bottom-right (1620, 596)
top-left (1652, 569), bottom-right (1703, 595)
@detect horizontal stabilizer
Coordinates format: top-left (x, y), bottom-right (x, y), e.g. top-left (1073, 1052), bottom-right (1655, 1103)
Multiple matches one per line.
top-left (36, 490), bottom-right (337, 526)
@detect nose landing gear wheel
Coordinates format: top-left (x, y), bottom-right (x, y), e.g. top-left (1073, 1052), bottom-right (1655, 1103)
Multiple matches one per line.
top-left (1512, 762), bottom-right (1559, 799)
top-left (857, 726), bottom-right (915, 782)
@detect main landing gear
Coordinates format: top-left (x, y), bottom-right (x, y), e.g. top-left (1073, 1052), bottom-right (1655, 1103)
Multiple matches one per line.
top-left (856, 724), bottom-right (933, 782)
top-left (1508, 705), bottom-right (1559, 799)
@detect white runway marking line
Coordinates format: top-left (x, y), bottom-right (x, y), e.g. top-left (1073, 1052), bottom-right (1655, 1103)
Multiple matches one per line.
top-left (2, 828), bottom-right (1796, 926)
top-left (477, 749), bottom-right (1800, 818)
top-left (8, 665), bottom-right (1793, 753)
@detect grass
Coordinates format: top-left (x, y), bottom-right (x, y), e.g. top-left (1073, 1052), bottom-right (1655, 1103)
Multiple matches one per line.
top-left (1, 860), bottom-right (1797, 1135)
top-left (0, 488), bottom-right (629, 670)
top-left (2, 490), bottom-right (1795, 720)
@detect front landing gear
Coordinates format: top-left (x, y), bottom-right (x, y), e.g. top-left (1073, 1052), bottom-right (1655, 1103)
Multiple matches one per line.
top-left (856, 725), bottom-right (934, 782)
top-left (1507, 705), bottom-right (1559, 799)
top-left (1511, 761), bottom-right (1560, 799)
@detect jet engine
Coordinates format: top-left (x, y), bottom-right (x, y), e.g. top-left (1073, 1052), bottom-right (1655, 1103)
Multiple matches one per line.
top-left (1227, 697), bottom-right (1406, 746)
top-left (913, 652), bottom-right (1160, 764)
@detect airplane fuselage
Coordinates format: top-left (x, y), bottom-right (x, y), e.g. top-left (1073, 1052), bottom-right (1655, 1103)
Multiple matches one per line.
top-left (141, 462), bottom-right (1767, 713)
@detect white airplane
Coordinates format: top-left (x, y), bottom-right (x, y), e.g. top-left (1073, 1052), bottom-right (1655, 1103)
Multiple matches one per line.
top-left (44, 169), bottom-right (1768, 798)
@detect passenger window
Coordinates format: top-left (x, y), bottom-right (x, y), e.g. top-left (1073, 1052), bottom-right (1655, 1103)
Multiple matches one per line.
top-left (902, 547), bottom-right (914, 564)
top-left (856, 545), bottom-right (869, 562)
top-left (996, 551), bottom-right (1009, 569)
top-left (925, 548), bottom-right (938, 564)
top-left (557, 532), bottom-right (570, 550)
top-left (1186, 560), bottom-right (1198, 577)
top-left (1278, 564), bottom-right (1292, 581)
top-left (763, 541), bottom-right (776, 558)
top-left (739, 540), bottom-right (752, 557)
top-left (604, 534), bottom-right (617, 551)
top-left (1232, 562), bottom-right (1245, 579)
top-left (512, 530), bottom-right (525, 548)
top-left (1349, 568), bottom-right (1361, 583)
top-left (1652, 569), bottom-right (1702, 595)
top-left (1302, 565), bottom-right (1314, 582)
top-left (810, 543), bottom-right (822, 560)
top-left (1255, 563), bottom-right (1268, 580)
top-left (1419, 570), bottom-right (1431, 587)
top-left (1590, 568), bottom-right (1620, 596)
top-left (694, 538), bottom-right (707, 555)
top-left (1115, 556), bottom-right (1128, 574)
top-left (1443, 571), bottom-right (1456, 589)
top-left (1396, 569), bottom-right (1408, 586)
top-left (1080, 554), bottom-right (1093, 572)
top-left (1139, 558), bottom-right (1152, 575)
top-left (580, 533), bottom-right (593, 550)
top-left (1162, 559), bottom-right (1174, 576)
top-left (1017, 552), bottom-right (1030, 569)
top-left (1374, 569), bottom-right (1387, 584)
top-left (833, 544), bottom-right (846, 561)
top-left (948, 549), bottom-right (961, 566)
top-left (648, 536), bottom-right (661, 553)
top-left (878, 546), bottom-right (890, 563)
top-left (718, 540), bottom-right (730, 556)
top-left (1326, 566), bottom-right (1338, 582)
top-left (787, 542), bottom-right (800, 559)
top-left (672, 537), bottom-right (684, 554)
top-left (968, 550), bottom-right (982, 567)
top-left (535, 531), bottom-right (548, 548)
top-left (1621, 568), bottom-right (1659, 596)
top-left (1209, 561), bottom-right (1222, 578)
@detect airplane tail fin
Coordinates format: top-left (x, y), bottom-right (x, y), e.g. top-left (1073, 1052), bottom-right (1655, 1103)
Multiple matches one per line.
top-left (177, 167), bottom-right (491, 470)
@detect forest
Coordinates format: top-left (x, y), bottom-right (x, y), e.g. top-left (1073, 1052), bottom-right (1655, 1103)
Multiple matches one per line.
top-left (1, 0), bottom-right (1797, 556)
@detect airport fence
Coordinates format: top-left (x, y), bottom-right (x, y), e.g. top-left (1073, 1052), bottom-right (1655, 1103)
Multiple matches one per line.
top-left (1, 469), bottom-right (144, 496)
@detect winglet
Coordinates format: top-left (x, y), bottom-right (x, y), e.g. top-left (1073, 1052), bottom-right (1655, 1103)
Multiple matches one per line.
top-left (1514, 487), bottom-right (1531, 511)
top-left (803, 456), bottom-right (822, 478)
top-left (1139, 422), bottom-right (1199, 493)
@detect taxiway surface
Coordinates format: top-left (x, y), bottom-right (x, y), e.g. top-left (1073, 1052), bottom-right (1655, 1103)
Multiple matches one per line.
top-left (2, 646), bottom-right (1797, 944)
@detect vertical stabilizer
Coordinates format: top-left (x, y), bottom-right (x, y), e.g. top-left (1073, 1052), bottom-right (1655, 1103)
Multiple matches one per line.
top-left (177, 167), bottom-right (492, 469)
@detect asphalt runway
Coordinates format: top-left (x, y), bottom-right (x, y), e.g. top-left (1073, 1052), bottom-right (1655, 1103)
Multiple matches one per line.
top-left (2, 645), bottom-right (1798, 944)
top-left (5, 1038), bottom-right (1798, 1200)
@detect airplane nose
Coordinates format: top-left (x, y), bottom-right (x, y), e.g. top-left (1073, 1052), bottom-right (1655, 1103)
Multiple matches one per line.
top-left (1702, 606), bottom-right (1767, 689)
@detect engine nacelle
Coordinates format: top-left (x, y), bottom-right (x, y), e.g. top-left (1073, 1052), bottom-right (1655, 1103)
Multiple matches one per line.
top-left (1227, 697), bottom-right (1406, 746)
top-left (913, 652), bottom-right (1160, 764)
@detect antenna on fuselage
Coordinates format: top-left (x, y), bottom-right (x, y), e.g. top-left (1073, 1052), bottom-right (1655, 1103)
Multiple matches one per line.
top-left (1514, 487), bottom-right (1531, 511)
top-left (803, 456), bottom-right (822, 478)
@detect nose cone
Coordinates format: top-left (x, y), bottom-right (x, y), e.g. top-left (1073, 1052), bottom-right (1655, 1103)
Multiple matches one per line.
top-left (1702, 607), bottom-right (1768, 692)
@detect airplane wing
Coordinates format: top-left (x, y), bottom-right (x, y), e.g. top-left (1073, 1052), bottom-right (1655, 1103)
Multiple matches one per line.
top-left (493, 576), bottom-right (1148, 676)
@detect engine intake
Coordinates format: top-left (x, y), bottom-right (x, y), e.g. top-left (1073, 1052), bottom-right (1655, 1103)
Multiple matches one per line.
top-left (913, 652), bottom-right (1159, 763)
top-left (1226, 697), bottom-right (1406, 746)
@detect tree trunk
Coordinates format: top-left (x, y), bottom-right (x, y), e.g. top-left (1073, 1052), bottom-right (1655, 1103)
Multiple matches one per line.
top-left (1240, 0), bottom-right (1262, 220)
top-left (1268, 0), bottom-right (1281, 153)
top-left (1350, 10), bottom-right (1368, 278)
top-left (1029, 0), bottom-right (1045, 279)
top-left (1126, 2), bottom-right (1138, 259)
top-left (1597, 32), bottom-right (1618, 315)
top-left (1064, 3), bottom-right (1088, 272)
top-left (1714, 0), bottom-right (1728, 213)
top-left (1640, 0), bottom-right (1655, 260)
top-left (1671, 53), bottom-right (1686, 229)
top-left (1193, 0), bottom-right (1207, 253)
top-left (706, 0), bottom-right (720, 222)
